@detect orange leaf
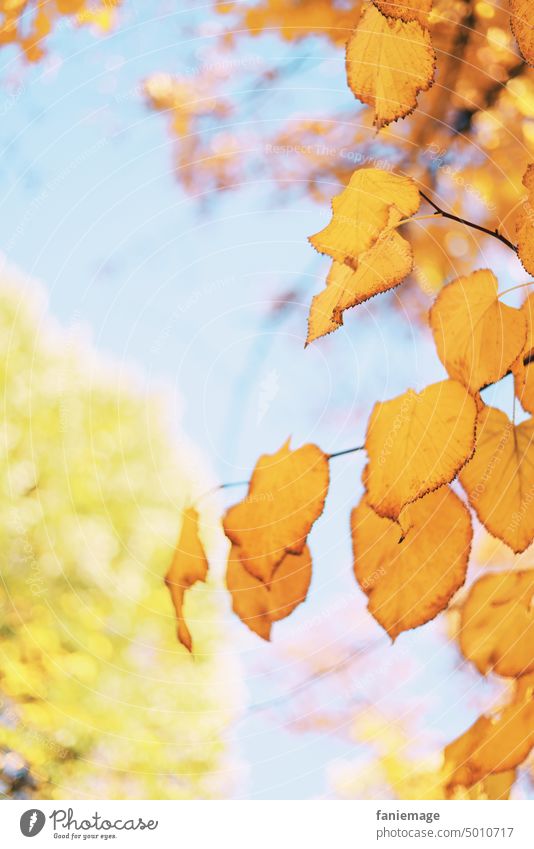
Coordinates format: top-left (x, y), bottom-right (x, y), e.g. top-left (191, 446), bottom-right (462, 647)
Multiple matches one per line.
top-left (365, 379), bottom-right (477, 520)
top-left (309, 167), bottom-right (420, 267)
top-left (460, 570), bottom-right (534, 678)
top-left (373, 0), bottom-right (432, 26)
top-left (346, 5), bottom-right (435, 129)
top-left (352, 486), bottom-right (471, 639)
top-left (306, 219), bottom-right (413, 344)
top-left (164, 507), bottom-right (209, 652)
top-left (516, 163), bottom-right (534, 275)
top-left (223, 439), bottom-right (329, 583)
top-left (430, 269), bottom-right (526, 394)
top-left (510, 0), bottom-right (533, 66)
top-left (444, 674), bottom-right (534, 790)
top-left (226, 544), bottom-right (312, 640)
top-left (459, 405), bottom-right (534, 553)
top-left (513, 292), bottom-right (534, 414)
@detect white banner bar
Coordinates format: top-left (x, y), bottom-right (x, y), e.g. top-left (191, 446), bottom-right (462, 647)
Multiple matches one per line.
top-left (1, 800), bottom-right (533, 848)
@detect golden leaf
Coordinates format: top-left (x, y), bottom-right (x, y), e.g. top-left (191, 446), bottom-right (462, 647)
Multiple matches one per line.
top-left (430, 269), bottom-right (527, 394)
top-left (352, 486), bottom-right (471, 639)
top-left (516, 163), bottom-right (534, 276)
top-left (365, 379), bottom-right (477, 520)
top-left (346, 5), bottom-right (435, 129)
top-left (223, 439), bottom-right (329, 583)
top-left (444, 674), bottom-right (534, 790)
top-left (226, 544), bottom-right (312, 640)
top-left (373, 0), bottom-right (432, 26)
top-left (309, 167), bottom-right (420, 267)
top-left (460, 570), bottom-right (534, 677)
top-left (510, 0), bottom-right (534, 66)
top-left (164, 507), bottom-right (209, 652)
top-left (513, 292), bottom-right (534, 414)
top-left (459, 405), bottom-right (534, 553)
top-left (306, 216), bottom-right (413, 344)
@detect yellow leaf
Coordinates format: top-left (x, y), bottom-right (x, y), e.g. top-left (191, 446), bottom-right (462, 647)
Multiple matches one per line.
top-left (346, 5), bottom-right (435, 129)
top-left (510, 0), bottom-right (534, 66)
top-left (309, 167), bottom-right (420, 267)
top-left (460, 570), bottom-right (534, 677)
top-left (430, 269), bottom-right (527, 394)
top-left (223, 439), bottom-right (329, 583)
top-left (513, 292), bottom-right (534, 414)
top-left (352, 486), bottom-right (471, 638)
top-left (226, 544), bottom-right (312, 640)
top-left (459, 405), bottom-right (534, 553)
top-left (306, 217), bottom-right (413, 344)
top-left (365, 379), bottom-right (477, 520)
top-left (373, 0), bottom-right (432, 27)
top-left (164, 507), bottom-right (209, 652)
top-left (516, 163), bottom-right (534, 276)
top-left (444, 675), bottom-right (534, 790)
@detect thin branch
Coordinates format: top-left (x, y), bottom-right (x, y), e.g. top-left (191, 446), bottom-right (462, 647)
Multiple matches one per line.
top-left (419, 190), bottom-right (517, 253)
top-left (328, 445), bottom-right (365, 459)
top-left (196, 445), bottom-right (366, 503)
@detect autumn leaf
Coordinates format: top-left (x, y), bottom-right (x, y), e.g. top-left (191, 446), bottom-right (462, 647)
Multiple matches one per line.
top-left (516, 163), bottom-right (534, 276)
top-left (226, 544), bottom-right (311, 640)
top-left (429, 269), bottom-right (527, 394)
top-left (460, 570), bottom-right (534, 678)
top-left (306, 215), bottom-right (413, 344)
top-left (364, 379), bottom-right (477, 520)
top-left (444, 674), bottom-right (534, 790)
top-left (510, 0), bottom-right (534, 66)
top-left (223, 439), bottom-right (329, 583)
top-left (459, 405), bottom-right (534, 553)
top-left (373, 0), bottom-right (432, 27)
top-left (351, 486), bottom-right (471, 639)
top-left (165, 507), bottom-right (209, 652)
top-left (346, 5), bottom-right (435, 129)
top-left (513, 292), bottom-right (534, 414)
top-left (309, 167), bottom-right (420, 267)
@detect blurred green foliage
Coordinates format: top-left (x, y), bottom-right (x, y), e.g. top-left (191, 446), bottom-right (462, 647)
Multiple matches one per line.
top-left (0, 268), bottom-right (238, 799)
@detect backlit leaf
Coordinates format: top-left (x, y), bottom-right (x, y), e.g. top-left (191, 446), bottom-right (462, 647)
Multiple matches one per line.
top-left (513, 293), bottom-right (534, 414)
top-left (444, 674), bottom-right (534, 790)
top-left (223, 439), bottom-right (329, 583)
top-left (373, 0), bottom-right (432, 26)
top-left (510, 0), bottom-right (534, 66)
top-left (430, 269), bottom-right (527, 394)
top-left (352, 486), bottom-right (471, 639)
top-left (306, 216), bottom-right (413, 344)
top-left (164, 507), bottom-right (209, 652)
top-left (365, 379), bottom-right (477, 520)
top-left (459, 405), bottom-right (534, 553)
top-left (226, 544), bottom-right (312, 640)
top-left (516, 163), bottom-right (534, 275)
top-left (460, 570), bottom-right (534, 677)
top-left (309, 167), bottom-right (420, 267)
top-left (346, 5), bottom-right (435, 129)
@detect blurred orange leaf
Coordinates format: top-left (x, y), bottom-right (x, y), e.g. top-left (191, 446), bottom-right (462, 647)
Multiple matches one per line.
top-left (165, 507), bottom-right (209, 652)
top-left (460, 570), bottom-right (534, 678)
top-left (223, 439), bottom-right (329, 583)
top-left (226, 544), bottom-right (312, 640)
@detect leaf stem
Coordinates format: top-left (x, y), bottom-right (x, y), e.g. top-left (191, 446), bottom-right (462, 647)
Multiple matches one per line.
top-left (419, 190), bottom-right (517, 253)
